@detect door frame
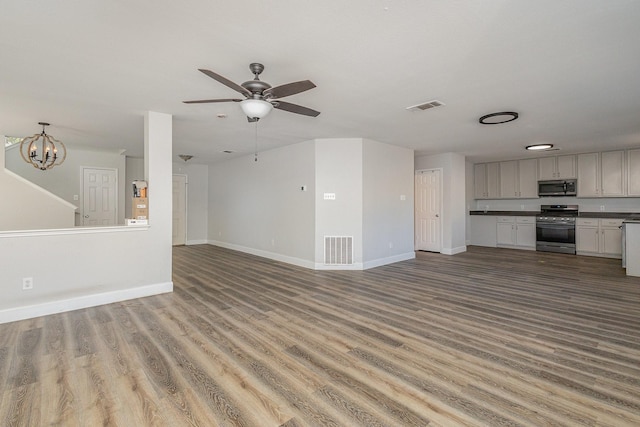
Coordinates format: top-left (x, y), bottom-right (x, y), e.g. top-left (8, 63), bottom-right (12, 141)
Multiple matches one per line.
top-left (172, 174), bottom-right (188, 246)
top-left (81, 166), bottom-right (118, 226)
top-left (414, 168), bottom-right (444, 252)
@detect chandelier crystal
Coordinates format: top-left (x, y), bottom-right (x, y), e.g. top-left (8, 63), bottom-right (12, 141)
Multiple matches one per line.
top-left (19, 122), bottom-right (67, 170)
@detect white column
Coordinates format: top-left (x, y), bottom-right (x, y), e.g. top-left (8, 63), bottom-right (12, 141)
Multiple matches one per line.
top-left (145, 111), bottom-right (173, 278)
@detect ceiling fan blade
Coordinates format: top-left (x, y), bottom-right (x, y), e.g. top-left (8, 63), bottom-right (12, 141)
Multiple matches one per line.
top-left (273, 100), bottom-right (320, 117)
top-left (264, 80), bottom-right (316, 99)
top-left (183, 98), bottom-right (242, 104)
top-left (198, 69), bottom-right (251, 97)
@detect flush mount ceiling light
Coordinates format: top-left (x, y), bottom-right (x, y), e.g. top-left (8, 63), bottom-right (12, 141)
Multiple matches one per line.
top-left (239, 99), bottom-right (274, 119)
top-left (479, 111), bottom-right (519, 125)
top-left (526, 144), bottom-right (554, 151)
top-left (19, 122), bottom-right (67, 170)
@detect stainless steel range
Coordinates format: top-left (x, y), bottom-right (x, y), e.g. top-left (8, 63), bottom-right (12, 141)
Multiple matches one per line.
top-left (536, 205), bottom-right (579, 254)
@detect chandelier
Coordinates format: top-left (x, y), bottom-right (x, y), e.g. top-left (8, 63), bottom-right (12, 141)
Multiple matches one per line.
top-left (19, 122), bottom-right (67, 170)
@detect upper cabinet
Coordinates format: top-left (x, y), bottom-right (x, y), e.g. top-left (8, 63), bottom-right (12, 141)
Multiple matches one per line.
top-left (474, 148), bottom-right (638, 200)
top-left (474, 162), bottom-right (500, 199)
top-left (627, 149), bottom-right (640, 196)
top-left (499, 159), bottom-right (537, 198)
top-left (538, 155), bottom-right (576, 180)
top-left (577, 151), bottom-right (625, 197)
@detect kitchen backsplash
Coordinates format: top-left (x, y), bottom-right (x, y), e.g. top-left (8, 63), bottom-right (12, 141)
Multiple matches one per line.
top-left (472, 197), bottom-right (640, 213)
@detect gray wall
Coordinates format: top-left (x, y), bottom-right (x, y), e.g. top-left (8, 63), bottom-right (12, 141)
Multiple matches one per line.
top-left (208, 140), bottom-right (316, 267)
top-left (362, 139), bottom-right (415, 267)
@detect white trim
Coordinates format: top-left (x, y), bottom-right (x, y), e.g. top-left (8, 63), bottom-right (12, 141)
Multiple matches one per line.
top-left (0, 281), bottom-right (173, 325)
top-left (362, 251), bottom-right (416, 269)
top-left (186, 239), bottom-right (208, 245)
top-left (208, 240), bottom-right (316, 269)
top-left (314, 262), bottom-right (364, 270)
top-left (441, 245), bottom-right (467, 255)
top-left (0, 224), bottom-right (150, 239)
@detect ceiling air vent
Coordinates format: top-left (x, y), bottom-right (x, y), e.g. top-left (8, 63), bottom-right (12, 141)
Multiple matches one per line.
top-left (406, 100), bottom-right (445, 112)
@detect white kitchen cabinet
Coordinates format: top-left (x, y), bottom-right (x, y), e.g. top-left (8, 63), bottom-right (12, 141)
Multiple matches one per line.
top-left (577, 151), bottom-right (625, 197)
top-left (496, 216), bottom-right (536, 249)
top-left (538, 155), bottom-right (576, 180)
top-left (627, 149), bottom-right (640, 196)
top-left (499, 159), bottom-right (538, 199)
top-left (576, 218), bottom-right (623, 258)
top-left (474, 162), bottom-right (500, 199)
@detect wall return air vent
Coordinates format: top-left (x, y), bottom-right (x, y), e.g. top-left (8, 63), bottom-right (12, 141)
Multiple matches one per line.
top-left (324, 236), bottom-right (354, 265)
top-left (406, 100), bottom-right (445, 112)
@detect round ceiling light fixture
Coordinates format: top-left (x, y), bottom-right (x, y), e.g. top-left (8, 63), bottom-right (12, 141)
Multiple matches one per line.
top-left (526, 143), bottom-right (554, 151)
top-left (479, 111), bottom-right (519, 125)
top-left (240, 99), bottom-right (273, 119)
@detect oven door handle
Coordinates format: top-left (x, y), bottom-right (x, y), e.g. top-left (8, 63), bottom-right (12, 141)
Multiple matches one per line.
top-left (536, 223), bottom-right (574, 229)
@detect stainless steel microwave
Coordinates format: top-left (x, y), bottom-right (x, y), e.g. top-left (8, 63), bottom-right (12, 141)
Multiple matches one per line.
top-left (538, 179), bottom-right (577, 197)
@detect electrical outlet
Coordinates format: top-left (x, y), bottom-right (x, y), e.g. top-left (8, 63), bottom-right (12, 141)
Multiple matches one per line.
top-left (600, 205), bottom-right (605, 211)
top-left (323, 193), bottom-right (336, 200)
top-left (22, 277), bottom-right (33, 290)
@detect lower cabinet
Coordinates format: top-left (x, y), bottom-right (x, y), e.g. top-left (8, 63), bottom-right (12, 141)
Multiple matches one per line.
top-left (496, 216), bottom-right (536, 250)
top-left (576, 218), bottom-right (623, 258)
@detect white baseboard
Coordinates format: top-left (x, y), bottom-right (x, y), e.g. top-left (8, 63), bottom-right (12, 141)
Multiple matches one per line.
top-left (362, 251), bottom-right (416, 270)
top-left (208, 240), bottom-right (316, 269)
top-left (0, 282), bottom-right (173, 325)
top-left (314, 262), bottom-right (365, 271)
top-left (441, 245), bottom-right (467, 255)
top-left (186, 239), bottom-right (208, 245)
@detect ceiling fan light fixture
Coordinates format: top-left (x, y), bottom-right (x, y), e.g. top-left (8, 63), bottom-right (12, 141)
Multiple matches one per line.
top-left (240, 99), bottom-right (273, 119)
top-left (526, 143), bottom-right (554, 151)
top-left (479, 111), bottom-right (519, 125)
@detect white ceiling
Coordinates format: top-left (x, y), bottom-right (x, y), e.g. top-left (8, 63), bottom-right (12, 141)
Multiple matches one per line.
top-left (2, 1), bottom-right (640, 164)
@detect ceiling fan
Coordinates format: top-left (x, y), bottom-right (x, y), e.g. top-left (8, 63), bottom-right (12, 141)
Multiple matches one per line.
top-left (184, 63), bottom-right (320, 122)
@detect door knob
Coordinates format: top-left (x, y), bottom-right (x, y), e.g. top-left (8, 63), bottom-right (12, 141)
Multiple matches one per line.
top-left (84, 215), bottom-right (89, 218)
top-left (435, 214), bottom-right (439, 217)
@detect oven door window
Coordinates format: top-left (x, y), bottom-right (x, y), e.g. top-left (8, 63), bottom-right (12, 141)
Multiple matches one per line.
top-left (536, 224), bottom-right (575, 244)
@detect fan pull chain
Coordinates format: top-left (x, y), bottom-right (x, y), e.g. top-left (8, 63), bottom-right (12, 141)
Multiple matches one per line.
top-left (254, 121), bottom-right (258, 162)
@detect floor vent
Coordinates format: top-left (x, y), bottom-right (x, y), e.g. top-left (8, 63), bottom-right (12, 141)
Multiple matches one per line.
top-left (324, 236), bottom-right (354, 265)
top-left (406, 100), bottom-right (445, 111)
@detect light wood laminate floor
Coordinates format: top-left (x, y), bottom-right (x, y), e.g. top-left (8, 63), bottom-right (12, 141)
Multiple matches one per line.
top-left (1, 245), bottom-right (640, 426)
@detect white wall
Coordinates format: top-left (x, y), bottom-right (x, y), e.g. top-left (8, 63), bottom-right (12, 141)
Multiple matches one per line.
top-left (0, 112), bottom-right (173, 323)
top-left (173, 162), bottom-right (208, 244)
top-left (208, 140), bottom-right (316, 267)
top-left (1, 136), bottom-right (76, 230)
top-left (362, 139), bottom-right (415, 268)
top-left (315, 139), bottom-right (364, 267)
top-left (415, 152), bottom-right (467, 255)
top-left (6, 144), bottom-right (127, 224)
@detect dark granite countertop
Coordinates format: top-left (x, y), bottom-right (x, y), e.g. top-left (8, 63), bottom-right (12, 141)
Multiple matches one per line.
top-left (469, 210), bottom-right (539, 216)
top-left (470, 210), bottom-right (640, 219)
top-left (578, 212), bottom-right (640, 219)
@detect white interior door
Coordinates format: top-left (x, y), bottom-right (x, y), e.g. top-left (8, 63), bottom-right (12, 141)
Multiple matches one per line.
top-left (82, 167), bottom-right (117, 226)
top-left (415, 169), bottom-right (442, 252)
top-left (172, 174), bottom-right (187, 246)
